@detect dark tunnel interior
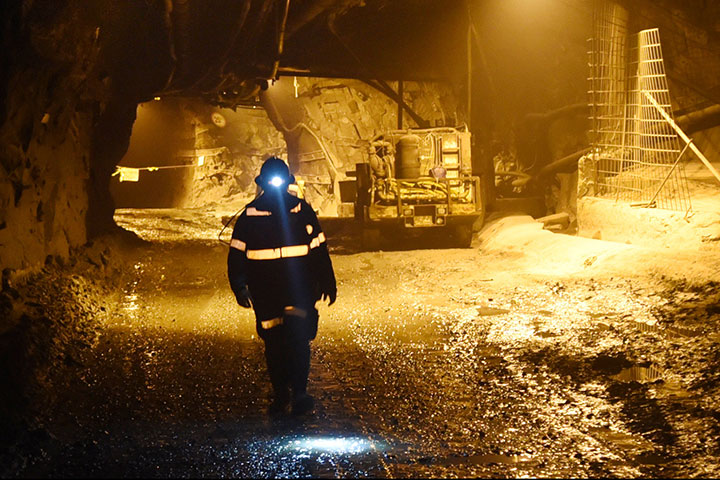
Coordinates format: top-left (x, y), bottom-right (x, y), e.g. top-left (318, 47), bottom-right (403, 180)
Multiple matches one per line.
top-left (3, 0), bottom-right (720, 477)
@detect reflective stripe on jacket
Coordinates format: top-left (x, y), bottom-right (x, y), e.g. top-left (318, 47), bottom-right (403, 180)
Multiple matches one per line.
top-left (231, 232), bottom-right (326, 259)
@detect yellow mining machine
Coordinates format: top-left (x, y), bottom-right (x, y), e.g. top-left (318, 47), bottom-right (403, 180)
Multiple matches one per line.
top-left (340, 126), bottom-right (484, 248)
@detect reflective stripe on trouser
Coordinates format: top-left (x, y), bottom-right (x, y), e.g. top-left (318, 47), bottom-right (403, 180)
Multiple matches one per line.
top-left (260, 306), bottom-right (309, 330)
top-left (284, 306), bottom-right (307, 318)
top-left (261, 317), bottom-right (283, 329)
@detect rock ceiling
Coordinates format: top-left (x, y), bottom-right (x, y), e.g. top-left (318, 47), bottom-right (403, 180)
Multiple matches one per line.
top-left (101, 0), bottom-right (467, 107)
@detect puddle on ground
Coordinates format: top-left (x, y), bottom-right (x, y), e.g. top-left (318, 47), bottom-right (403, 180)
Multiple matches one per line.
top-left (589, 427), bottom-right (670, 466)
top-left (612, 364), bottom-right (663, 383)
top-left (530, 318), bottom-right (561, 338)
top-left (590, 426), bottom-right (646, 450)
top-left (535, 330), bottom-right (559, 338)
top-left (434, 453), bottom-right (536, 466)
top-left (633, 320), bottom-right (703, 338)
top-left (477, 307), bottom-right (510, 316)
top-left (610, 364), bottom-right (692, 398)
top-left (634, 452), bottom-right (670, 465)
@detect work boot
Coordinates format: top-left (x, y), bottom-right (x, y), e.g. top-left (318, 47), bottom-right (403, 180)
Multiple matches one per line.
top-left (268, 390), bottom-right (290, 416)
top-left (291, 392), bottom-right (314, 416)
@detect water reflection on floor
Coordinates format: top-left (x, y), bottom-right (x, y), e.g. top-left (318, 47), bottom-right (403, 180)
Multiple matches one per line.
top-left (13, 208), bottom-right (720, 478)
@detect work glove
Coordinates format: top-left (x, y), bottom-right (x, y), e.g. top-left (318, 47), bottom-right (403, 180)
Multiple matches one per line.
top-left (235, 285), bottom-right (253, 308)
top-left (321, 285), bottom-right (337, 306)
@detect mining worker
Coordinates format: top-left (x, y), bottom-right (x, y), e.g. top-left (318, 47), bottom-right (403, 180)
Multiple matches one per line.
top-left (227, 156), bottom-right (337, 416)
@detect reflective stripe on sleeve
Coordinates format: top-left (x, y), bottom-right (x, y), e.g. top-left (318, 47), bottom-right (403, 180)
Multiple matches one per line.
top-left (261, 317), bottom-right (283, 329)
top-left (246, 207), bottom-right (271, 216)
top-left (309, 231), bottom-right (326, 249)
top-left (230, 239), bottom-right (246, 251)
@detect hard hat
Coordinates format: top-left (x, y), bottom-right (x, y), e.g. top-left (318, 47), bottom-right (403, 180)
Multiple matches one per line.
top-left (255, 156), bottom-right (295, 188)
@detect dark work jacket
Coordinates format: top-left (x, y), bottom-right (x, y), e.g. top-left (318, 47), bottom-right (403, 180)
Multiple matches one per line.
top-left (227, 191), bottom-right (336, 337)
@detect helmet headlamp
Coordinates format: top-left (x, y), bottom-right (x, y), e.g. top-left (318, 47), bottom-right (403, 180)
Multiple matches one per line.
top-left (268, 176), bottom-right (285, 188)
top-left (255, 157), bottom-right (294, 189)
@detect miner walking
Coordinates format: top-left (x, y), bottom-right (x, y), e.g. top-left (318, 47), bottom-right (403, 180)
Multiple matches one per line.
top-left (227, 156), bottom-right (337, 416)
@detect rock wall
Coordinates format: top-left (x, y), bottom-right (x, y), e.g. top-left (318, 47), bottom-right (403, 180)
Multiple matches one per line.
top-left (265, 77), bottom-right (460, 172)
top-left (185, 105), bottom-right (287, 208)
top-left (1, 0), bottom-right (281, 271)
top-left (0, 1), bottom-right (174, 271)
top-left (1, 3), bottom-right (105, 270)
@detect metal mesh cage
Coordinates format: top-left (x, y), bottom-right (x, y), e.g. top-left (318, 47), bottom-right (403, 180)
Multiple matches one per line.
top-left (589, 2), bottom-right (691, 211)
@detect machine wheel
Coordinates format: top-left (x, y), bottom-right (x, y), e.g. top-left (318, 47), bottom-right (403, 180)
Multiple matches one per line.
top-left (453, 225), bottom-right (473, 248)
top-left (361, 227), bottom-right (382, 251)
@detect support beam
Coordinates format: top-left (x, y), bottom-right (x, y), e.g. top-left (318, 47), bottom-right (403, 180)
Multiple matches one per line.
top-left (327, 12), bottom-right (429, 128)
top-left (643, 90), bottom-right (720, 186)
top-left (360, 79), bottom-right (429, 128)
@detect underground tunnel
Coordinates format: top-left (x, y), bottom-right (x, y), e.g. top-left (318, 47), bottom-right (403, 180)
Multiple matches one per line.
top-left (3, 0), bottom-right (720, 477)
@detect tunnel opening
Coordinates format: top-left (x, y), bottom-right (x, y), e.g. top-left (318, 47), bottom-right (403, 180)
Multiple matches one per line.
top-left (111, 97), bottom-right (285, 211)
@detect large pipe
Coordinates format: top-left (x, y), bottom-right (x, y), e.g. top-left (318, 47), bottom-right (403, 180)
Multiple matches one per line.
top-left (524, 103), bottom-right (590, 124)
top-left (536, 147), bottom-right (592, 177)
top-left (676, 104), bottom-right (720, 135)
top-left (269, 0), bottom-right (292, 80)
top-left (536, 104), bottom-right (720, 181)
top-left (259, 79), bottom-right (339, 184)
top-left (397, 80), bottom-right (403, 129)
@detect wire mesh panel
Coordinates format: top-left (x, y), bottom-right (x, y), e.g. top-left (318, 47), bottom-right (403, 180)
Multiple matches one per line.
top-left (589, 1), bottom-right (628, 171)
top-left (589, 2), bottom-right (691, 211)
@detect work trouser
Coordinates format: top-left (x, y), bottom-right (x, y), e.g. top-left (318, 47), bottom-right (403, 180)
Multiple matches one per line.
top-left (261, 306), bottom-right (317, 397)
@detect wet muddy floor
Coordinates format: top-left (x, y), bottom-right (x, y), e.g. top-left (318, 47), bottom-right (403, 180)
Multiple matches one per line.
top-left (6, 208), bottom-right (720, 478)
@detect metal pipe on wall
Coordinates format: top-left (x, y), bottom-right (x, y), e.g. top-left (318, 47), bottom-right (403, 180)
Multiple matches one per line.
top-left (398, 80), bottom-right (403, 129)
